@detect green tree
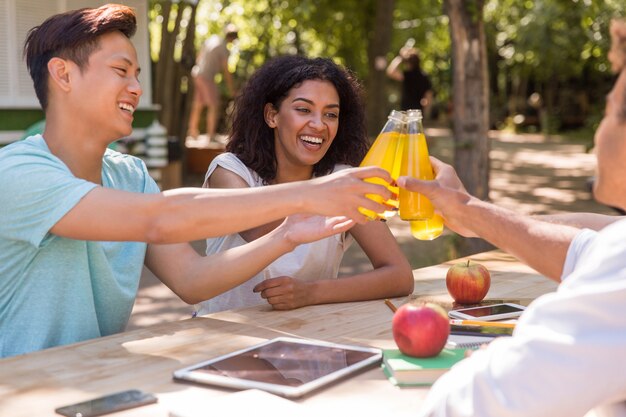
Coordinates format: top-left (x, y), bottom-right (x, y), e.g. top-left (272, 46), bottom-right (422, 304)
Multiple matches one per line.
top-left (151, 0), bottom-right (405, 138)
top-left (444, 0), bottom-right (492, 255)
top-left (149, 0), bottom-right (198, 176)
top-left (484, 0), bottom-right (622, 132)
top-left (389, 0), bottom-right (451, 117)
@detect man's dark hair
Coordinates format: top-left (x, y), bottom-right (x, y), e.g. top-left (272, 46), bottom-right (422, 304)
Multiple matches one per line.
top-left (227, 55), bottom-right (369, 184)
top-left (23, 4), bottom-right (137, 110)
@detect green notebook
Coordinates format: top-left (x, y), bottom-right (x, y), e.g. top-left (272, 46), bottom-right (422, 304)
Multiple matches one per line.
top-left (382, 348), bottom-right (467, 387)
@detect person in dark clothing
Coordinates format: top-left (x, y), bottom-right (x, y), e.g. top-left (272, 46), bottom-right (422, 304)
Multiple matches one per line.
top-left (386, 46), bottom-right (433, 112)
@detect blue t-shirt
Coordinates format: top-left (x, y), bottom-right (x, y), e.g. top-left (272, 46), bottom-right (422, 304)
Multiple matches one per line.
top-left (0, 135), bottom-right (160, 358)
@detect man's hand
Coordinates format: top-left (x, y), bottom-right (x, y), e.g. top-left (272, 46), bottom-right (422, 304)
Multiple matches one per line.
top-left (253, 276), bottom-right (311, 310)
top-left (276, 214), bottom-right (354, 248)
top-left (397, 157), bottom-right (477, 237)
top-left (306, 166), bottom-right (393, 224)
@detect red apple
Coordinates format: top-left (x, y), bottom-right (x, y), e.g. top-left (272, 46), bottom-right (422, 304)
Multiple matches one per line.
top-left (392, 302), bottom-right (450, 358)
top-left (446, 260), bottom-right (491, 304)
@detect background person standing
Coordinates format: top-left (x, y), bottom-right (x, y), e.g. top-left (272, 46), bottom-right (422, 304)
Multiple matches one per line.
top-left (188, 23), bottom-right (238, 141)
top-left (386, 42), bottom-right (433, 113)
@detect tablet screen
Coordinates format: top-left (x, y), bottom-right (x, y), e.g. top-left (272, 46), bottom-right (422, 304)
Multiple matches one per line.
top-left (173, 337), bottom-right (382, 397)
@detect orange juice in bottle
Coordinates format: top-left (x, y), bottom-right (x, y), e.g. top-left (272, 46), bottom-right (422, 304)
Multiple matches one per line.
top-left (358, 110), bottom-right (405, 219)
top-left (410, 215), bottom-right (444, 240)
top-left (399, 109), bottom-right (443, 239)
top-left (384, 119), bottom-right (407, 218)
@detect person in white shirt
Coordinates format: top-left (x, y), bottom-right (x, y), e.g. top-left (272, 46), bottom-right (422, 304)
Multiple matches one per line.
top-left (397, 19), bottom-right (626, 417)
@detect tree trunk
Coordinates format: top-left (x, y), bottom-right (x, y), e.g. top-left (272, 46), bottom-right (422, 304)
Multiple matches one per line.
top-left (444, 0), bottom-right (490, 199)
top-left (543, 80), bottom-right (557, 137)
top-left (444, 0), bottom-right (492, 255)
top-left (365, 0), bottom-right (395, 138)
top-left (176, 3), bottom-right (197, 180)
top-left (151, 1), bottom-right (198, 184)
top-left (159, 4), bottom-right (184, 132)
top-left (154, 1), bottom-right (172, 106)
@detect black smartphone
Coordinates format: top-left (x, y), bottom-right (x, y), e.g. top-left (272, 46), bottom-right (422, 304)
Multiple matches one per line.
top-left (55, 389), bottom-right (157, 417)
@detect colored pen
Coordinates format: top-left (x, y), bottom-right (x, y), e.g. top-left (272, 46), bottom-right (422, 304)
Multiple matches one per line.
top-left (450, 319), bottom-right (516, 328)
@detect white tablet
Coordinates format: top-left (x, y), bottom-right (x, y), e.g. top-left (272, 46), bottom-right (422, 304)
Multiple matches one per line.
top-left (172, 337), bottom-right (382, 398)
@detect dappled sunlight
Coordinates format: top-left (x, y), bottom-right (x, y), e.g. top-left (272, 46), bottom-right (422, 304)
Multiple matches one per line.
top-left (508, 149), bottom-right (596, 170)
top-left (486, 132), bottom-right (607, 215)
top-left (491, 131), bottom-right (549, 143)
top-left (532, 187), bottom-right (579, 203)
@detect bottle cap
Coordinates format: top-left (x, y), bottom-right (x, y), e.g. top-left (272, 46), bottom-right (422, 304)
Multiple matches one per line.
top-left (406, 109), bottom-right (423, 121)
top-left (388, 109), bottom-right (406, 122)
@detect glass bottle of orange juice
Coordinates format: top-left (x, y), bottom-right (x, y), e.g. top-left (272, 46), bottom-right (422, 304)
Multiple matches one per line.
top-left (358, 110), bottom-right (406, 220)
top-left (409, 215), bottom-right (443, 240)
top-left (398, 109), bottom-right (443, 240)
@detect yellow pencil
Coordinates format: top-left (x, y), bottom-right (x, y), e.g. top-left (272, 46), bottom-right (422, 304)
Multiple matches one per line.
top-left (450, 319), bottom-right (516, 328)
top-left (384, 299), bottom-right (398, 313)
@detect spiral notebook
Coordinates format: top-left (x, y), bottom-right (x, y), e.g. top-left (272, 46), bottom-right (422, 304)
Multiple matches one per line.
top-left (445, 322), bottom-right (514, 349)
top-left (446, 335), bottom-right (494, 349)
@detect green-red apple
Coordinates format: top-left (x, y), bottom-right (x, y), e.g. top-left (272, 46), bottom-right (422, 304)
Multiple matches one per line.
top-left (392, 303), bottom-right (450, 358)
top-left (446, 260), bottom-right (491, 304)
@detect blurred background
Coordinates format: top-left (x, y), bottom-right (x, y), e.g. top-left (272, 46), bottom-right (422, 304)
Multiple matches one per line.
top-left (145, 0), bottom-right (623, 144)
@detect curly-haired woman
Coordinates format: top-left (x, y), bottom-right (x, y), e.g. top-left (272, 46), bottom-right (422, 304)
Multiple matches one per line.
top-left (196, 55), bottom-right (413, 314)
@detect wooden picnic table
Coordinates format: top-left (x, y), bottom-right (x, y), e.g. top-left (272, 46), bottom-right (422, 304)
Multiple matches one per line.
top-left (0, 250), bottom-right (557, 417)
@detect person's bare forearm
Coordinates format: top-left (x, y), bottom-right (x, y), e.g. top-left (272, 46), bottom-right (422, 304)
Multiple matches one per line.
top-left (149, 186), bottom-right (307, 242)
top-left (149, 226), bottom-right (297, 304)
top-left (52, 167), bottom-right (392, 243)
top-left (307, 264), bottom-right (414, 305)
top-left (386, 56), bottom-right (404, 81)
top-left (148, 173), bottom-right (384, 242)
top-left (398, 160), bottom-right (579, 282)
top-left (152, 215), bottom-right (357, 304)
top-left (452, 197), bottom-right (580, 281)
top-left (534, 212), bottom-right (621, 231)
top-left (55, 185), bottom-right (306, 243)
top-left (185, 233), bottom-right (297, 303)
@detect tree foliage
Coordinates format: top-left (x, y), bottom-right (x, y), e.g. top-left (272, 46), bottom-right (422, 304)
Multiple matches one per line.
top-left (390, 0), bottom-right (450, 107)
top-left (187, 0), bottom-right (376, 82)
top-left (484, 0), bottom-right (623, 131)
top-left (148, 0), bottom-right (624, 140)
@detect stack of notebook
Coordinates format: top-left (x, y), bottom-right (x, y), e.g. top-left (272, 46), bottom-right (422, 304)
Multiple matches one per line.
top-left (381, 348), bottom-right (467, 386)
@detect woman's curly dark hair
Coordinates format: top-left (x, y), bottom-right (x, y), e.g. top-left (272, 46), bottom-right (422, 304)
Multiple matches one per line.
top-left (226, 55), bottom-right (369, 184)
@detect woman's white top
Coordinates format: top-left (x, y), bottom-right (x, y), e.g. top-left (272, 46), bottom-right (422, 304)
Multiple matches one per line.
top-left (195, 152), bottom-right (353, 315)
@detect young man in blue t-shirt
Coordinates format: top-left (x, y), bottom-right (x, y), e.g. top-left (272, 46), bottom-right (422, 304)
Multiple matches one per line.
top-left (0, 4), bottom-right (392, 358)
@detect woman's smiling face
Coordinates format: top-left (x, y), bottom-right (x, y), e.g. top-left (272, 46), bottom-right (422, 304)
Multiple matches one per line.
top-left (265, 79), bottom-right (340, 174)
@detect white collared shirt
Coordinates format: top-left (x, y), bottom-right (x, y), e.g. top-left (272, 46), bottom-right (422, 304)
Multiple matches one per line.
top-left (419, 220), bottom-right (626, 417)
